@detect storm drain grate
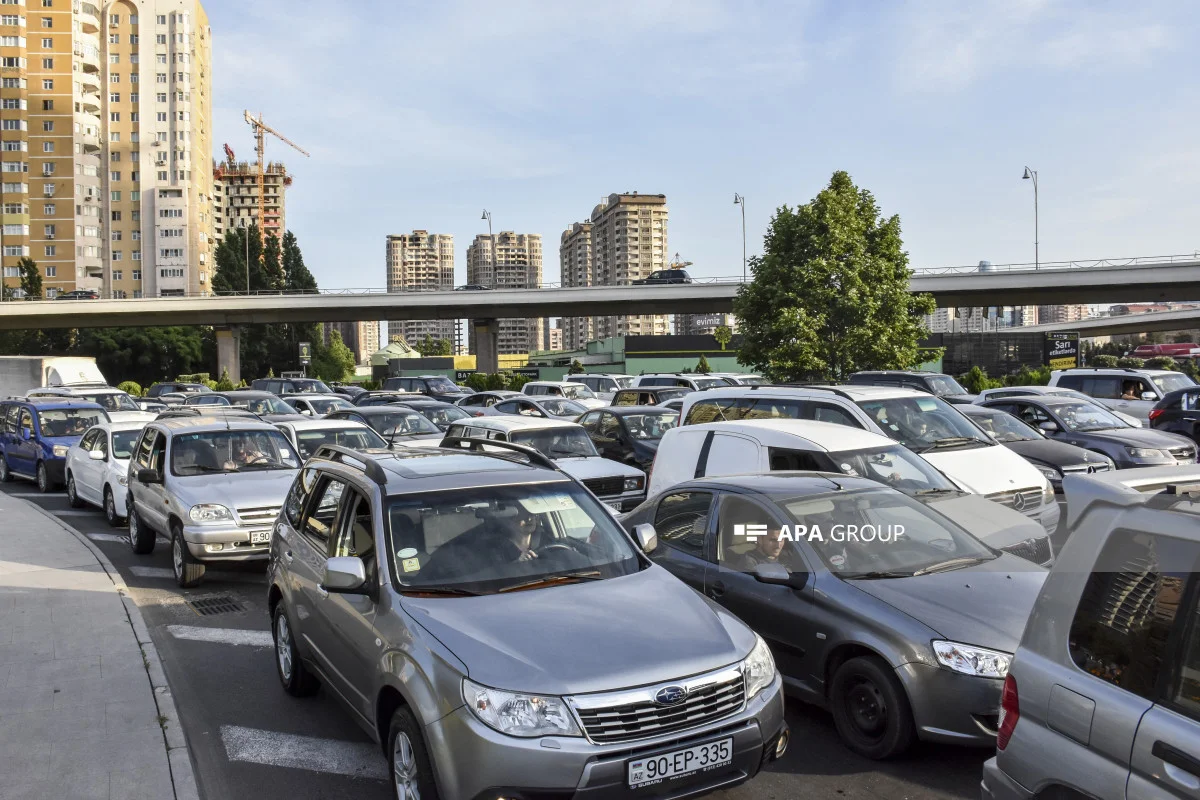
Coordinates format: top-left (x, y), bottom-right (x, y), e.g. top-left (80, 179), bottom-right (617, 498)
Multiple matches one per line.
top-left (187, 595), bottom-right (245, 616)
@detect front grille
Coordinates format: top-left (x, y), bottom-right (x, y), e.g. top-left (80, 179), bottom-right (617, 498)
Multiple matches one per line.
top-left (237, 505), bottom-right (281, 526)
top-left (571, 669), bottom-right (746, 745)
top-left (1169, 446), bottom-right (1196, 464)
top-left (986, 488), bottom-right (1043, 516)
top-left (1002, 535), bottom-right (1053, 566)
top-left (1062, 463), bottom-right (1112, 474)
top-left (583, 477), bottom-right (624, 498)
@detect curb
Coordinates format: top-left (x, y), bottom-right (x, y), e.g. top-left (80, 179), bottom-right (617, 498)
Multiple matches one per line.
top-left (25, 500), bottom-right (201, 800)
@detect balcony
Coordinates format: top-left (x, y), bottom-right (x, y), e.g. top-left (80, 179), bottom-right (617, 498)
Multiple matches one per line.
top-left (76, 71), bottom-right (101, 94)
top-left (74, 2), bottom-right (101, 33)
top-left (78, 94), bottom-right (100, 114)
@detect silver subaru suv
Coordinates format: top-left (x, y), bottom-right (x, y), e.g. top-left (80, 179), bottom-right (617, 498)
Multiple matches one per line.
top-left (267, 441), bottom-right (788, 800)
top-left (126, 414), bottom-right (301, 587)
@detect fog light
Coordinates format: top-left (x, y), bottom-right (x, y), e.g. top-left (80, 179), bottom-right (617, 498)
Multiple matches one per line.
top-left (205, 543), bottom-right (224, 552)
top-left (774, 728), bottom-right (790, 759)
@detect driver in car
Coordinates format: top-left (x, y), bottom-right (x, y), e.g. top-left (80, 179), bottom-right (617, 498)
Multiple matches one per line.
top-left (224, 438), bottom-right (269, 470)
top-left (730, 526), bottom-right (801, 573)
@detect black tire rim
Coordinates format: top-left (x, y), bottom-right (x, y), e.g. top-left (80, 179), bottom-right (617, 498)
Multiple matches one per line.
top-left (845, 678), bottom-right (888, 742)
top-left (105, 490), bottom-right (117, 524)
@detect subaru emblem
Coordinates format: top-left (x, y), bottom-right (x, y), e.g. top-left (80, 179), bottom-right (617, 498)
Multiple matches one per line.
top-left (655, 685), bottom-right (687, 706)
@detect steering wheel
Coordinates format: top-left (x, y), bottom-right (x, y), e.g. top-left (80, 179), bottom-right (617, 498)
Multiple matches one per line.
top-left (536, 542), bottom-right (577, 556)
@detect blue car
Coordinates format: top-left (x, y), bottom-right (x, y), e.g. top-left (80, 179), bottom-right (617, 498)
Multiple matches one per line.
top-left (0, 398), bottom-right (109, 492)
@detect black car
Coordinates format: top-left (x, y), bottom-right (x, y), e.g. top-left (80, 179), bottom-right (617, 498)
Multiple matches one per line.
top-left (980, 395), bottom-right (1196, 469)
top-left (352, 391), bottom-right (427, 407)
top-left (56, 289), bottom-right (101, 300)
top-left (329, 382), bottom-right (368, 400)
top-left (146, 382), bottom-right (212, 398)
top-left (632, 269), bottom-right (692, 286)
top-left (455, 390), bottom-right (521, 412)
top-left (382, 374), bottom-right (471, 402)
top-left (454, 284), bottom-right (492, 291)
top-left (386, 398), bottom-right (471, 431)
top-left (324, 406), bottom-right (444, 443)
top-left (250, 377), bottom-right (336, 396)
top-left (181, 390), bottom-right (306, 422)
top-left (611, 386), bottom-right (690, 407)
top-left (848, 371), bottom-right (976, 405)
top-left (579, 406), bottom-right (679, 470)
top-left (1149, 387), bottom-right (1200, 444)
top-left (958, 404), bottom-right (1113, 490)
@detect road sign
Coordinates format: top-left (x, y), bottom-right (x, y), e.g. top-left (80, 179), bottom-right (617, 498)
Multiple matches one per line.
top-left (1044, 331), bottom-right (1080, 370)
top-left (298, 341), bottom-right (312, 365)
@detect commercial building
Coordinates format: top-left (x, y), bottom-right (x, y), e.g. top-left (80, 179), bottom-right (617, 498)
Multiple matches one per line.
top-left (385, 230), bottom-right (454, 345)
top-left (0, 0), bottom-right (214, 299)
top-left (589, 192), bottom-right (669, 339)
top-left (676, 312), bottom-right (737, 336)
top-left (212, 157), bottom-right (289, 242)
top-left (465, 231), bottom-right (543, 354)
top-left (558, 221), bottom-right (592, 350)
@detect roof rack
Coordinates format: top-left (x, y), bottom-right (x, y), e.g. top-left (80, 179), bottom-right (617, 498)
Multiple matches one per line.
top-left (310, 444), bottom-right (390, 485)
top-left (771, 383), bottom-right (855, 400)
top-left (439, 436), bottom-right (560, 473)
top-left (155, 407), bottom-right (262, 420)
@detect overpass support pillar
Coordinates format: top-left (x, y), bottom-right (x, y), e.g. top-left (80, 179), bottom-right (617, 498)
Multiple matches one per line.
top-left (473, 318), bottom-right (499, 374)
top-left (216, 326), bottom-right (242, 384)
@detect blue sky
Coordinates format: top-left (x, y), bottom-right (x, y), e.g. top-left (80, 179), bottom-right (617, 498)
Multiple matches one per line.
top-left (205, 0), bottom-right (1200, 289)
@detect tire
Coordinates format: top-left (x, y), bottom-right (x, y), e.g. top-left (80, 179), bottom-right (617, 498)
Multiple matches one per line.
top-left (829, 656), bottom-right (916, 759)
top-left (272, 603), bottom-right (319, 697)
top-left (387, 706), bottom-right (440, 800)
top-left (128, 505), bottom-right (156, 555)
top-left (104, 486), bottom-right (123, 527)
top-left (36, 461), bottom-right (54, 493)
top-left (0, 454), bottom-right (11, 483)
top-left (66, 473), bottom-right (84, 508)
top-left (171, 524), bottom-right (204, 588)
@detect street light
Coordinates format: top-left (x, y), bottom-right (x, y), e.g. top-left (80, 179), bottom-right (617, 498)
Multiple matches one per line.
top-left (1022, 167), bottom-right (1038, 271)
top-left (481, 209), bottom-right (495, 282)
top-left (733, 194), bottom-right (747, 282)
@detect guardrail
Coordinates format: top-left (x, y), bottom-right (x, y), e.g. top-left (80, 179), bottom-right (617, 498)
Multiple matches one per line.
top-left (914, 253), bottom-right (1200, 275)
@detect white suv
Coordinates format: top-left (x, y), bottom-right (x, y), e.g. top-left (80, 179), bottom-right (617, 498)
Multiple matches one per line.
top-left (1049, 367), bottom-right (1196, 423)
top-left (633, 373), bottom-right (730, 391)
top-left (678, 385), bottom-right (1059, 534)
top-left (521, 381), bottom-right (606, 409)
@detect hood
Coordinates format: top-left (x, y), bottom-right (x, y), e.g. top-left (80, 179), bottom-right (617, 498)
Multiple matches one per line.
top-left (261, 413), bottom-right (309, 423)
top-left (1073, 426), bottom-right (1192, 449)
top-left (173, 468), bottom-right (298, 513)
top-left (402, 566), bottom-right (755, 695)
top-left (848, 554), bottom-right (1045, 652)
top-left (941, 394), bottom-right (978, 405)
top-left (1002, 439), bottom-right (1108, 468)
top-left (922, 442), bottom-right (1044, 494)
top-left (555, 456), bottom-right (644, 480)
top-left (108, 411), bottom-right (156, 423)
top-left (576, 398), bottom-right (607, 409)
top-left (922, 493), bottom-right (1048, 551)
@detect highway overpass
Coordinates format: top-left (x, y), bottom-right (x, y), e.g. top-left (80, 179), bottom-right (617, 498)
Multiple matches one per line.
top-left (1019, 308), bottom-right (1200, 338)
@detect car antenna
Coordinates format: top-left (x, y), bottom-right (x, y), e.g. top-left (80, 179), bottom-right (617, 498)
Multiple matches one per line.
top-left (822, 475), bottom-right (844, 491)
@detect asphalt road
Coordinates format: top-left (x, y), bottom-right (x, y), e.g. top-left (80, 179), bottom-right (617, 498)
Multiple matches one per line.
top-left (3, 479), bottom-right (1021, 800)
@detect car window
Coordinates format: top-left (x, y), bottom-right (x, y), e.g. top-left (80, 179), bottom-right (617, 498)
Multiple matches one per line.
top-left (134, 429), bottom-right (156, 468)
top-left (1069, 531), bottom-right (1200, 700)
top-left (415, 404), bottom-right (468, 428)
top-left (1167, 586), bottom-right (1200, 722)
top-left (540, 398), bottom-right (586, 416)
top-left (653, 491), bottom-right (713, 559)
top-left (1153, 373), bottom-right (1196, 393)
top-left (293, 427), bottom-right (388, 460)
top-left (717, 493), bottom-right (805, 574)
top-left (78, 429), bottom-right (99, 451)
top-left (1051, 401), bottom-right (1126, 432)
top-left (492, 401), bottom-right (521, 414)
top-left (612, 391), bottom-right (637, 406)
top-left (856, 395), bottom-right (991, 452)
top-left (170, 430), bottom-right (300, 476)
top-left (284, 467), bottom-right (319, 528)
top-left (37, 408), bottom-right (107, 437)
top-left (807, 402), bottom-right (860, 427)
top-left (1182, 392), bottom-right (1200, 412)
top-left (1082, 376), bottom-right (1123, 400)
top-left (2, 405), bottom-right (17, 433)
top-left (111, 430), bottom-right (138, 459)
top-left (1011, 403), bottom-right (1053, 427)
top-left (332, 489), bottom-right (377, 585)
top-left (148, 432), bottom-right (166, 472)
top-left (509, 428), bottom-right (597, 458)
top-left (1055, 374), bottom-right (1084, 391)
top-left (622, 412), bottom-right (677, 440)
top-left (823, 445), bottom-right (957, 491)
top-left (766, 448), bottom-right (825, 471)
top-left (599, 413), bottom-right (621, 439)
top-left (18, 409), bottom-right (33, 436)
top-left (704, 434), bottom-right (760, 475)
top-left (302, 477), bottom-right (346, 547)
top-left (578, 412), bottom-right (600, 433)
top-left (971, 410), bottom-right (1040, 442)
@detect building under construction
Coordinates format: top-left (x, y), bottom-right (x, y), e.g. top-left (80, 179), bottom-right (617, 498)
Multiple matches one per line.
top-left (212, 158), bottom-right (293, 242)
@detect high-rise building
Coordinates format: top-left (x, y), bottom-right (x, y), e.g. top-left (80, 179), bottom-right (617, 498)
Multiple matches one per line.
top-left (559, 221), bottom-right (592, 350)
top-left (322, 319), bottom-right (378, 365)
top-left (547, 322), bottom-right (563, 352)
top-left (1037, 304), bottom-right (1090, 325)
top-left (385, 230), bottom-right (453, 345)
top-left (212, 158), bottom-right (289, 242)
top-left (466, 231), bottom-right (543, 354)
top-left (589, 192), bottom-right (669, 339)
top-left (0, 0), bottom-right (214, 299)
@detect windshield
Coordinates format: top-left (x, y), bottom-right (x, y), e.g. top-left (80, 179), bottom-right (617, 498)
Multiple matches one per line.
top-left (692, 377), bottom-right (728, 390)
top-left (38, 408), bottom-right (108, 436)
top-left (372, 410), bottom-right (441, 437)
top-left (188, 395), bottom-right (229, 406)
top-left (1053, 401), bottom-right (1127, 432)
top-left (425, 377), bottom-right (459, 393)
top-left (857, 396), bottom-right (991, 452)
top-left (291, 427), bottom-right (388, 460)
top-left (969, 410), bottom-right (1040, 442)
top-left (240, 396), bottom-right (293, 415)
top-left (292, 379), bottom-right (333, 394)
top-left (111, 430), bottom-right (140, 459)
top-left (540, 398), bottom-right (587, 417)
top-left (415, 404), bottom-right (469, 428)
top-left (623, 412), bottom-right (679, 440)
top-left (386, 482), bottom-right (641, 594)
top-left (824, 445), bottom-right (957, 492)
top-left (171, 429), bottom-right (300, 476)
top-left (614, 377), bottom-right (633, 389)
top-left (739, 376), bottom-right (765, 385)
top-left (81, 392), bottom-right (140, 412)
top-left (927, 376), bottom-right (970, 396)
top-left (771, 488), bottom-right (994, 578)
top-left (1153, 373), bottom-right (1196, 394)
top-left (561, 384), bottom-right (596, 400)
top-left (510, 427), bottom-right (599, 458)
top-left (310, 398), bottom-right (352, 414)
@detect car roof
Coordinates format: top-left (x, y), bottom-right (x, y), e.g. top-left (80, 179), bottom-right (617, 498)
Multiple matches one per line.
top-left (677, 419), bottom-right (892, 450)
top-left (153, 415), bottom-right (280, 433)
top-left (987, 395), bottom-right (1081, 407)
top-left (316, 447), bottom-right (574, 494)
top-left (285, 393), bottom-right (344, 400)
top-left (525, 380), bottom-right (585, 387)
top-left (678, 471), bottom-right (883, 495)
top-left (338, 405), bottom-right (424, 415)
top-left (278, 418), bottom-right (374, 432)
top-left (455, 416), bottom-right (580, 431)
top-left (853, 370), bottom-right (944, 377)
top-left (87, 419), bottom-right (149, 432)
top-left (685, 384), bottom-right (921, 401)
top-left (605, 405), bottom-right (678, 415)
top-left (14, 398), bottom-right (106, 410)
top-left (617, 385), bottom-right (680, 393)
top-left (959, 404), bottom-right (1005, 416)
top-left (1055, 367), bottom-right (1178, 376)
top-left (216, 390), bottom-right (274, 398)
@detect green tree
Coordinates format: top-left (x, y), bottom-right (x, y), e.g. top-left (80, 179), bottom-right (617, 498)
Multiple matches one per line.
top-left (568, 359), bottom-right (584, 375)
top-left (18, 257), bottom-right (42, 299)
top-left (262, 233), bottom-right (284, 291)
top-left (733, 171), bottom-right (936, 382)
top-left (506, 373), bottom-right (532, 392)
top-left (210, 224), bottom-right (263, 295)
top-left (1116, 357), bottom-right (1145, 369)
top-left (713, 325), bottom-right (732, 351)
top-left (213, 369), bottom-right (236, 391)
top-left (960, 366), bottom-right (1003, 394)
top-left (72, 326), bottom-right (208, 388)
top-left (416, 335), bottom-right (451, 357)
top-left (1090, 354), bottom-right (1119, 367)
top-left (696, 354), bottom-right (711, 374)
top-left (311, 330), bottom-right (356, 382)
top-left (464, 372), bottom-right (489, 392)
top-left (116, 380), bottom-right (143, 397)
top-left (1144, 356), bottom-right (1177, 371)
top-left (283, 231), bottom-right (317, 293)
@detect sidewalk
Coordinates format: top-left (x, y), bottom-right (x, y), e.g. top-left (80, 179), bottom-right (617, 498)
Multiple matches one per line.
top-left (0, 495), bottom-right (197, 800)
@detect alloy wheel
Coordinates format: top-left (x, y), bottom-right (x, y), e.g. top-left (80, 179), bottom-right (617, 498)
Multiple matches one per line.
top-left (392, 732), bottom-right (421, 800)
top-left (105, 490), bottom-right (117, 525)
top-left (173, 535), bottom-right (183, 580)
top-left (275, 612), bottom-right (293, 681)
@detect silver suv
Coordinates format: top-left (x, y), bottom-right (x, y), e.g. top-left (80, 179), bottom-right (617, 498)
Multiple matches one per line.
top-left (126, 415), bottom-right (301, 587)
top-left (983, 466), bottom-right (1200, 799)
top-left (268, 441), bottom-right (788, 800)
top-left (1049, 367), bottom-right (1196, 423)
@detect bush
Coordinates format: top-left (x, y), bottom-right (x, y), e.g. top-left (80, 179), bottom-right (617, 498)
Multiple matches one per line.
top-left (361, 379), bottom-right (381, 391)
top-left (1090, 354), bottom-right (1119, 368)
top-left (1116, 357), bottom-right (1145, 369)
top-left (568, 359), bottom-right (584, 375)
top-left (464, 373), bottom-right (489, 392)
top-left (213, 369), bottom-right (236, 392)
top-left (1183, 360), bottom-right (1200, 381)
top-left (696, 355), bottom-right (711, 374)
top-left (505, 374), bottom-right (532, 392)
top-left (116, 380), bottom-right (143, 397)
top-left (959, 366), bottom-right (1004, 394)
top-left (1144, 356), bottom-right (1177, 371)
top-left (1003, 365), bottom-right (1051, 387)
top-left (176, 373), bottom-right (210, 384)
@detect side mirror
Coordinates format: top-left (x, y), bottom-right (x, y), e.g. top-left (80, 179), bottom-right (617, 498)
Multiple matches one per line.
top-left (1142, 392), bottom-right (1158, 401)
top-left (632, 523), bottom-right (658, 554)
top-left (1038, 421), bottom-right (1059, 433)
top-left (136, 468), bottom-right (162, 484)
top-left (301, 409), bottom-right (314, 416)
top-left (753, 563), bottom-right (809, 591)
top-left (88, 449), bottom-right (105, 461)
top-left (321, 556), bottom-right (368, 594)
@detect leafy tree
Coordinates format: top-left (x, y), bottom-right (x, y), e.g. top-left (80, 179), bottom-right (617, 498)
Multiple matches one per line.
top-left (506, 373), bottom-right (532, 391)
top-left (117, 380), bottom-right (142, 397)
top-left (213, 369), bottom-right (236, 391)
top-left (210, 225), bottom-right (263, 295)
top-left (713, 325), bottom-right (732, 351)
top-left (417, 335), bottom-right (452, 357)
top-left (311, 330), bottom-right (356, 382)
top-left (18, 256), bottom-right (42, 299)
top-left (1090, 354), bottom-right (1119, 367)
top-left (959, 366), bottom-right (1003, 394)
top-left (1002, 364), bottom-right (1051, 387)
top-left (73, 326), bottom-right (208, 388)
top-left (1144, 356), bottom-right (1177, 371)
top-left (464, 372), bottom-right (489, 392)
top-left (1182, 360), bottom-right (1199, 381)
top-left (733, 172), bottom-right (936, 382)
top-left (262, 233), bottom-right (284, 292)
top-left (696, 354), bottom-right (711, 374)
top-left (283, 231), bottom-right (317, 293)
top-left (568, 359), bottom-right (584, 375)
top-left (1116, 357), bottom-right (1145, 369)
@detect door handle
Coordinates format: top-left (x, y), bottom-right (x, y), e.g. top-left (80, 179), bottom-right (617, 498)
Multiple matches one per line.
top-left (283, 550), bottom-right (293, 562)
top-left (707, 581), bottom-right (726, 599)
top-left (1153, 741), bottom-right (1200, 780)
top-left (316, 585), bottom-right (329, 599)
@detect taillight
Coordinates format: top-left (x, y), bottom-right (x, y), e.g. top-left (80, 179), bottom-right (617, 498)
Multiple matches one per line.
top-left (1149, 408), bottom-right (1164, 421)
top-left (996, 674), bottom-right (1019, 750)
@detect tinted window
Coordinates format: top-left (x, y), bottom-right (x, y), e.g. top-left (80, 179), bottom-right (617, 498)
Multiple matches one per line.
top-left (1168, 591), bottom-right (1200, 721)
top-left (1083, 376), bottom-right (1123, 400)
top-left (284, 467), bottom-right (318, 528)
top-left (333, 490), bottom-right (376, 583)
top-left (653, 491), bottom-right (712, 558)
top-left (1069, 531), bottom-right (1200, 700)
top-left (134, 429), bottom-right (156, 468)
top-left (767, 448), bottom-right (825, 471)
top-left (1055, 374), bottom-right (1084, 391)
top-left (808, 402), bottom-right (860, 427)
top-left (303, 477), bottom-right (345, 546)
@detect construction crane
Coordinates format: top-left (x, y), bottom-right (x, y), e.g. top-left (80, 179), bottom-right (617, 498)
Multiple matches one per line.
top-left (243, 110), bottom-right (310, 233)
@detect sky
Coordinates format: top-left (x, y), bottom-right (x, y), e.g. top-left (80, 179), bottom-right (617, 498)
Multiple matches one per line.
top-left (204, 0), bottom-right (1200, 289)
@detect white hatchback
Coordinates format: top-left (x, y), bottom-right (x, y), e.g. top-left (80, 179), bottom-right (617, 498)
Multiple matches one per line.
top-left (64, 420), bottom-right (148, 526)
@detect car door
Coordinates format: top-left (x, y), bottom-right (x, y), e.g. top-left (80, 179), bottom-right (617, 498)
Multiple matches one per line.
top-left (647, 490), bottom-right (715, 591)
top-left (589, 412), bottom-right (621, 459)
top-left (11, 408), bottom-right (37, 475)
top-left (141, 432), bottom-right (171, 532)
top-left (289, 474), bottom-right (347, 683)
top-left (76, 429), bottom-right (105, 504)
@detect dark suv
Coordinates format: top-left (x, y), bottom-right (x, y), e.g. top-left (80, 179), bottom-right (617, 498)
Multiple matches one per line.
top-left (847, 371), bottom-right (976, 404)
top-left (250, 377), bottom-right (336, 396)
top-left (382, 375), bottom-right (470, 402)
top-left (147, 382), bottom-right (212, 398)
top-left (632, 269), bottom-right (692, 285)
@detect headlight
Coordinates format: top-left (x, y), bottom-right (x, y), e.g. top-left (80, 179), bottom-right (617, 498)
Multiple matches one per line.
top-left (1041, 478), bottom-right (1054, 505)
top-left (742, 634), bottom-right (777, 700)
top-left (1126, 447), bottom-right (1167, 459)
top-left (624, 476), bottom-right (644, 491)
top-left (932, 640), bottom-right (1011, 678)
top-left (463, 679), bottom-right (581, 738)
top-left (117, 475), bottom-right (128, 486)
top-left (1032, 463), bottom-right (1060, 482)
top-left (52, 445), bottom-right (69, 457)
top-left (189, 504), bottom-right (233, 524)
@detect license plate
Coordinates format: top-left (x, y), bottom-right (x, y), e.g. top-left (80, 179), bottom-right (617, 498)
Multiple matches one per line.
top-left (249, 530), bottom-right (271, 544)
top-left (627, 737), bottom-right (732, 789)
top-left (606, 501), bottom-right (624, 511)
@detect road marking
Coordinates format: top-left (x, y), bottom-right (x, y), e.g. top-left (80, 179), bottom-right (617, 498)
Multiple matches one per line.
top-left (127, 565), bottom-right (262, 584)
top-left (129, 566), bottom-right (174, 579)
top-left (4, 491), bottom-right (44, 497)
top-left (88, 533), bottom-right (128, 543)
top-left (220, 725), bottom-right (387, 780)
top-left (167, 625), bottom-right (272, 647)
top-left (55, 509), bottom-right (100, 517)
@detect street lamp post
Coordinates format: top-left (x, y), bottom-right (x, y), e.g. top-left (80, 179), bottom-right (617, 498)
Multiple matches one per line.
top-left (1022, 167), bottom-right (1038, 271)
top-left (244, 224), bottom-right (250, 293)
top-left (733, 194), bottom-right (746, 281)
top-left (480, 209), bottom-right (494, 283)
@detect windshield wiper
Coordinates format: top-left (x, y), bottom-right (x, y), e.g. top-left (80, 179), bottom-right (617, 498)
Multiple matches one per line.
top-left (913, 488), bottom-right (960, 496)
top-left (184, 464), bottom-right (227, 473)
top-left (846, 570), bottom-right (913, 580)
top-left (915, 436), bottom-right (985, 453)
top-left (399, 586), bottom-right (482, 597)
top-left (912, 556), bottom-right (990, 576)
top-left (498, 570), bottom-right (603, 593)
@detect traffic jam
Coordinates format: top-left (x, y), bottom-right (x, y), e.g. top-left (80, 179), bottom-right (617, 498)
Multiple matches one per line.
top-left (3, 362), bottom-right (1200, 800)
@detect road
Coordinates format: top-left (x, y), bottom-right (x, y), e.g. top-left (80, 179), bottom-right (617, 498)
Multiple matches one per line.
top-left (3, 479), bottom-right (1000, 800)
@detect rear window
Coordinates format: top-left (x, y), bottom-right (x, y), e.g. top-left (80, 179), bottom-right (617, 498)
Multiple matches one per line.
top-left (684, 397), bottom-right (804, 425)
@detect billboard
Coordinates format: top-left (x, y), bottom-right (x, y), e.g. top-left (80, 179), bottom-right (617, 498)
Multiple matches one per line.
top-left (1044, 332), bottom-right (1080, 370)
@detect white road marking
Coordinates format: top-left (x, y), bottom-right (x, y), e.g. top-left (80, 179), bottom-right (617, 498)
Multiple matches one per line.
top-left (129, 566), bottom-right (174, 579)
top-left (4, 491), bottom-right (44, 497)
top-left (167, 625), bottom-right (272, 647)
top-left (87, 533), bottom-right (128, 543)
top-left (55, 509), bottom-right (101, 517)
top-left (220, 725), bottom-right (388, 780)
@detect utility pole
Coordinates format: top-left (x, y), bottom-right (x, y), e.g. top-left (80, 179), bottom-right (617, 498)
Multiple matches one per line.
top-left (733, 194), bottom-right (747, 281)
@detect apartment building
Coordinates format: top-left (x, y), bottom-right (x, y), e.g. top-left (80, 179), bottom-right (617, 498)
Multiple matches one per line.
top-left (1037, 304), bottom-right (1091, 325)
top-left (547, 322), bottom-right (562, 352)
top-left (212, 157), bottom-right (288, 242)
top-left (558, 221), bottom-right (592, 350)
top-left (465, 230), bottom-right (543, 354)
top-left (322, 319), bottom-right (379, 365)
top-left (385, 230), bottom-right (453, 345)
top-left (589, 192), bottom-right (670, 339)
